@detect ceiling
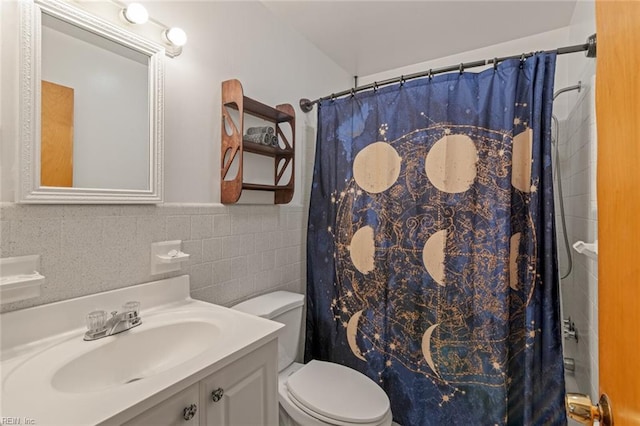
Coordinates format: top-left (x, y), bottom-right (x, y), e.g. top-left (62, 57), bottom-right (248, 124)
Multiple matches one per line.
top-left (263, 1), bottom-right (578, 77)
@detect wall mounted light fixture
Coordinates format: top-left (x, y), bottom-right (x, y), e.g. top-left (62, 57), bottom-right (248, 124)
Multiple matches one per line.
top-left (121, 2), bottom-right (149, 25)
top-left (163, 27), bottom-right (187, 47)
top-left (76, 0), bottom-right (187, 57)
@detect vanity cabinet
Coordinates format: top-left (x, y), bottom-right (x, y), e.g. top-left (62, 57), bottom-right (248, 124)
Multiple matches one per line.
top-left (221, 79), bottom-right (295, 204)
top-left (122, 340), bottom-right (278, 426)
top-left (123, 383), bottom-right (201, 426)
top-left (203, 339), bottom-right (278, 424)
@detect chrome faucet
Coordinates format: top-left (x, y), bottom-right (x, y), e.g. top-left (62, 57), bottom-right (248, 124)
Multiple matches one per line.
top-left (84, 301), bottom-right (142, 341)
top-left (563, 317), bottom-right (578, 343)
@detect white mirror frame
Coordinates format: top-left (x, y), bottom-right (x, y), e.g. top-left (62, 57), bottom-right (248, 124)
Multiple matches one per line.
top-left (18, 0), bottom-right (164, 204)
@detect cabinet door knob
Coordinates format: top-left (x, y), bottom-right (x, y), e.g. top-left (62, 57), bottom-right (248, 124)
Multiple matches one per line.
top-left (182, 403), bottom-right (197, 421)
top-left (211, 388), bottom-right (224, 402)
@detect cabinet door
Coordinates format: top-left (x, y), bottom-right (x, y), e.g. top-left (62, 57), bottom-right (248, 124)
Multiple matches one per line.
top-left (123, 383), bottom-right (201, 426)
top-left (203, 340), bottom-right (278, 426)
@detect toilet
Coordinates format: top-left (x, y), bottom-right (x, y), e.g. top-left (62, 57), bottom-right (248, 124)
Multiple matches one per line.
top-left (232, 291), bottom-right (393, 426)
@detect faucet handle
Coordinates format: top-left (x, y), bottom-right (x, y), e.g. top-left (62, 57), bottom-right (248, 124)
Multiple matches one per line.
top-left (123, 301), bottom-right (140, 316)
top-left (86, 310), bottom-right (107, 332)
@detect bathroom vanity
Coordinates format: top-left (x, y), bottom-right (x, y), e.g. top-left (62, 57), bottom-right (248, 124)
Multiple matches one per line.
top-left (0, 276), bottom-right (282, 425)
top-left (123, 341), bottom-right (277, 425)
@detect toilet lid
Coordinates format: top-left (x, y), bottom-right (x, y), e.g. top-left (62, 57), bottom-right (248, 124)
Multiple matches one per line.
top-left (286, 360), bottom-right (390, 424)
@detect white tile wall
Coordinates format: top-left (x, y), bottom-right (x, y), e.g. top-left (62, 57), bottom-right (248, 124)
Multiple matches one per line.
top-left (556, 64), bottom-right (598, 401)
top-left (0, 203), bottom-right (306, 313)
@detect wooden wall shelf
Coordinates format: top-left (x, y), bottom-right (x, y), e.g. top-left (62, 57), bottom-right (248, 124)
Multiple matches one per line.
top-left (220, 79), bottom-right (295, 204)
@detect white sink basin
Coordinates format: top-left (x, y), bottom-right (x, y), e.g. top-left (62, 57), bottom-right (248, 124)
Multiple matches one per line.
top-left (0, 275), bottom-right (283, 425)
top-left (51, 320), bottom-right (218, 393)
top-left (4, 312), bottom-right (220, 395)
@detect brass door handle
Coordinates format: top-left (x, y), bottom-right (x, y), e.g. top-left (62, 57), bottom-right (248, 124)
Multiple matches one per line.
top-left (566, 393), bottom-right (613, 425)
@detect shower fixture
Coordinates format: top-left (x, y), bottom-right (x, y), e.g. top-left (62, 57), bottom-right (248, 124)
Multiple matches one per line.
top-left (552, 82), bottom-right (583, 280)
top-left (554, 83), bottom-right (583, 100)
top-left (563, 317), bottom-right (578, 342)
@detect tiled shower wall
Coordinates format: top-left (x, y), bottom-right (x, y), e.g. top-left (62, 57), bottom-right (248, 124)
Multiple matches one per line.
top-left (556, 66), bottom-right (598, 400)
top-left (0, 203), bottom-right (305, 314)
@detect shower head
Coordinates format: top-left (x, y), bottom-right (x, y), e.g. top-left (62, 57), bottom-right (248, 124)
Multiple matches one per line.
top-left (553, 82), bottom-right (582, 100)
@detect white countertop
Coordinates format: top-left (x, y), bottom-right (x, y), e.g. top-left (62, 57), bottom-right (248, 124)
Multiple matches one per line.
top-left (0, 275), bottom-right (282, 425)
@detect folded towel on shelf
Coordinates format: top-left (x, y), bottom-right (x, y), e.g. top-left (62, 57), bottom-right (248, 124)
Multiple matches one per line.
top-left (246, 126), bottom-right (274, 135)
top-left (244, 132), bottom-right (272, 145)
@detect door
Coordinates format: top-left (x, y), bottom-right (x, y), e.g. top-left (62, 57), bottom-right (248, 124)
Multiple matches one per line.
top-left (203, 340), bottom-right (278, 425)
top-left (41, 80), bottom-right (74, 187)
top-left (596, 0), bottom-right (640, 424)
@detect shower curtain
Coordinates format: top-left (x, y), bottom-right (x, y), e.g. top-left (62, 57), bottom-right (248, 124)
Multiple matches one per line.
top-left (306, 53), bottom-right (565, 425)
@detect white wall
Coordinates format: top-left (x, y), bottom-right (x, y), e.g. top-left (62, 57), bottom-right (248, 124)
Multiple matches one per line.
top-left (41, 21), bottom-right (149, 190)
top-left (565, 0), bottom-right (598, 119)
top-left (0, 1), bottom-right (350, 313)
top-left (150, 1), bottom-right (350, 204)
top-left (361, 28), bottom-right (571, 119)
top-left (0, 1), bottom-right (19, 203)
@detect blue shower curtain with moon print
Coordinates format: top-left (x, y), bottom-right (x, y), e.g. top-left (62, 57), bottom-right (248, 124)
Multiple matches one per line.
top-left (305, 53), bottom-right (566, 425)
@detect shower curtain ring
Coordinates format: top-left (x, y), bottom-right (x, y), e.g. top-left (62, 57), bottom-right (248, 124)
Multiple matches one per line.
top-left (400, 75), bottom-right (405, 86)
top-left (493, 57), bottom-right (499, 71)
top-left (331, 93), bottom-right (336, 101)
top-left (428, 69), bottom-right (433, 81)
top-left (350, 88), bottom-right (356, 98)
top-left (519, 53), bottom-right (526, 68)
top-left (373, 82), bottom-right (378, 92)
top-left (459, 63), bottom-right (464, 74)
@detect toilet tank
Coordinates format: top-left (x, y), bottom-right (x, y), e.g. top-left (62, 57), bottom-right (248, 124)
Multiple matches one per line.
top-left (231, 291), bottom-right (305, 372)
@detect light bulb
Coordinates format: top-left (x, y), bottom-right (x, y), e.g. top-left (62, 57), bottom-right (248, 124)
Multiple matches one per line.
top-left (164, 27), bottom-right (187, 47)
top-left (122, 3), bottom-right (149, 25)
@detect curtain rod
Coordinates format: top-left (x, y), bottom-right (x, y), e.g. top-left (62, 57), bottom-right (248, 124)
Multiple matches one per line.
top-left (299, 34), bottom-right (597, 113)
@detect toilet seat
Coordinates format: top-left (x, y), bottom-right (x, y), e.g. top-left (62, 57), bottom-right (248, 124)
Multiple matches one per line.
top-left (287, 391), bottom-right (385, 426)
top-left (285, 360), bottom-right (390, 426)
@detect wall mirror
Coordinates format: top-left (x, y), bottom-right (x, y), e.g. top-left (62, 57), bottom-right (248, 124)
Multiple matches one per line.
top-left (18, 0), bottom-right (164, 203)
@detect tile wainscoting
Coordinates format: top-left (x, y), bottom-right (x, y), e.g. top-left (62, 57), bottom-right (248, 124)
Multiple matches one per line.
top-left (0, 203), bottom-right (306, 313)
